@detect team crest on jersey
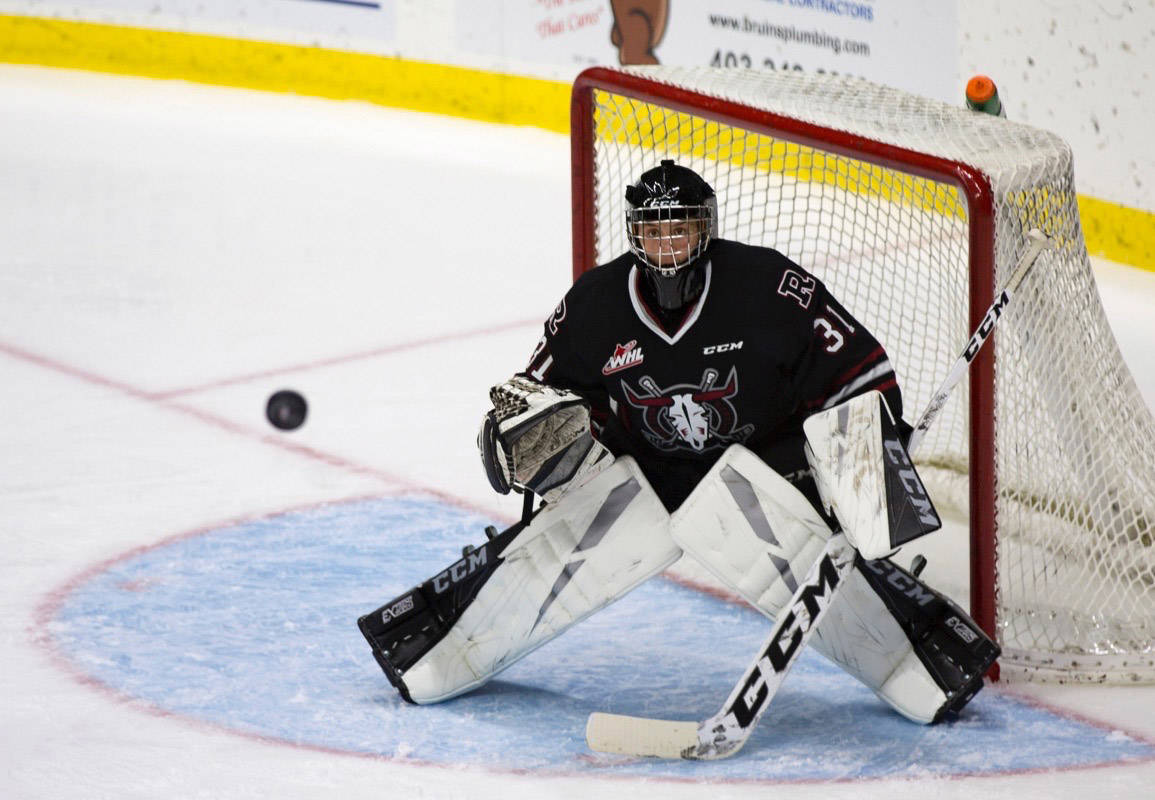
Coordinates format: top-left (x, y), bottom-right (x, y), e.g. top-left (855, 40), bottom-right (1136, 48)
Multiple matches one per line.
top-left (602, 340), bottom-right (644, 375)
top-left (621, 367), bottom-right (754, 453)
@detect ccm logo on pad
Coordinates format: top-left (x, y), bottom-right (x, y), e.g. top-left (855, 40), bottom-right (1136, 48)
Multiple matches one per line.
top-left (432, 549), bottom-right (489, 594)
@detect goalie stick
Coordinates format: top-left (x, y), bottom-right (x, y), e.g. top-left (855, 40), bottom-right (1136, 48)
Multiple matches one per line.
top-left (586, 228), bottom-right (1052, 760)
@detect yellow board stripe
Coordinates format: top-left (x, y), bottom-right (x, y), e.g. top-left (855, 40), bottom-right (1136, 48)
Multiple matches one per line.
top-left (1079, 195), bottom-right (1155, 272)
top-left (2, 13), bottom-right (1152, 272)
top-left (0, 14), bottom-right (571, 132)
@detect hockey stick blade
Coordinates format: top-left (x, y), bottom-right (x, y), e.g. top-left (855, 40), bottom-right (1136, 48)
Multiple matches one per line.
top-left (586, 534), bottom-right (857, 760)
top-left (585, 713), bottom-right (699, 759)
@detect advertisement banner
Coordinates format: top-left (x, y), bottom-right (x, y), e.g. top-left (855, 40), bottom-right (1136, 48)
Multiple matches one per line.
top-left (3, 1), bottom-right (956, 101)
top-left (477, 0), bottom-right (957, 102)
top-left (0, 0), bottom-right (397, 53)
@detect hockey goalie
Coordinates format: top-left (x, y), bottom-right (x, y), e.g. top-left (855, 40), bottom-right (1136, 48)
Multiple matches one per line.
top-left (358, 160), bottom-right (998, 728)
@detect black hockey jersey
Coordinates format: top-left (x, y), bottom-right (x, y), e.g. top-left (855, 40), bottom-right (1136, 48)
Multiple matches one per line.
top-left (524, 239), bottom-right (904, 511)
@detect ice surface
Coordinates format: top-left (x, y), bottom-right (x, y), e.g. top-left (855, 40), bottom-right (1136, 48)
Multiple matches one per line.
top-left (43, 496), bottom-right (1154, 781)
top-left (3, 64), bottom-right (1155, 799)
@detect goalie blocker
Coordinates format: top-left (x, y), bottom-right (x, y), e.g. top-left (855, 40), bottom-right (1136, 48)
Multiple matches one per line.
top-left (804, 390), bottom-right (941, 560)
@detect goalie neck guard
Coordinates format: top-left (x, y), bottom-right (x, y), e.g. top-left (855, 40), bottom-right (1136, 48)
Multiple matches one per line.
top-left (625, 160), bottom-right (718, 311)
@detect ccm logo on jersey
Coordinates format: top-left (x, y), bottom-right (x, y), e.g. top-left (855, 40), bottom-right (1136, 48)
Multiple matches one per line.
top-left (602, 340), bottom-right (644, 375)
top-left (703, 341), bottom-right (743, 355)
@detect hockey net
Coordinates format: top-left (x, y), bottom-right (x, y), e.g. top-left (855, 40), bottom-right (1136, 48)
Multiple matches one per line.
top-left (571, 66), bottom-right (1155, 683)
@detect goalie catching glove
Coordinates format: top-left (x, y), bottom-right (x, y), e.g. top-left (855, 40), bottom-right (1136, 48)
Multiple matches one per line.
top-left (478, 375), bottom-right (612, 503)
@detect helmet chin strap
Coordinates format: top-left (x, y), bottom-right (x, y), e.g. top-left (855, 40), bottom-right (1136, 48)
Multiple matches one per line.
top-left (639, 256), bottom-right (709, 312)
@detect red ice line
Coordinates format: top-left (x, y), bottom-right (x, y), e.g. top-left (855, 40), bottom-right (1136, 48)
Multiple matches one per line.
top-left (0, 321), bottom-right (543, 521)
top-left (151, 317), bottom-right (542, 399)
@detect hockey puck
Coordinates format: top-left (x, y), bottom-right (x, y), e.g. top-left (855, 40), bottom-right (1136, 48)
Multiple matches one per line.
top-left (266, 390), bottom-right (307, 431)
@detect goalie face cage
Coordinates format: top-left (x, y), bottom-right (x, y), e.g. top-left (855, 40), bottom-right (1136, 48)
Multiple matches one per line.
top-left (571, 66), bottom-right (1155, 683)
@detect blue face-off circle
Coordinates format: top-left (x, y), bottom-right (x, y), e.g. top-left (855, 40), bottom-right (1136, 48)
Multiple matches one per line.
top-left (46, 496), bottom-right (1153, 781)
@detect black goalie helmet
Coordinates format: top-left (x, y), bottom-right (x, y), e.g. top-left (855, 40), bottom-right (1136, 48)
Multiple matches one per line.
top-left (624, 160), bottom-right (718, 278)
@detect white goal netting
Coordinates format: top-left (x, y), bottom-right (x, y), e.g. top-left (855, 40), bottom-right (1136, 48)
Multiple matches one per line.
top-left (574, 66), bottom-right (1155, 682)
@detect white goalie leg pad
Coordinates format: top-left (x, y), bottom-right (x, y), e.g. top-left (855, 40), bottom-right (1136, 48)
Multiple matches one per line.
top-left (403, 456), bottom-right (679, 704)
top-left (669, 444), bottom-right (831, 617)
top-left (804, 391), bottom-right (941, 560)
top-left (810, 569), bottom-right (947, 724)
top-left (670, 444), bottom-right (946, 723)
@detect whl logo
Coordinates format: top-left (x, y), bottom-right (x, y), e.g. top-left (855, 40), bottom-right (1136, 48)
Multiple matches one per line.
top-left (602, 340), bottom-right (644, 375)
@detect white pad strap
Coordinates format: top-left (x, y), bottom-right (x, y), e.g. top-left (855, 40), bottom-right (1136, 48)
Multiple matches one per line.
top-left (403, 457), bottom-right (678, 704)
top-left (803, 391), bottom-right (940, 560)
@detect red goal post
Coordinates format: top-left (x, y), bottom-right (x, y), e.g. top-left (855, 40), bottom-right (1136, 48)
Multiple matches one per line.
top-left (569, 66), bottom-right (1155, 683)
